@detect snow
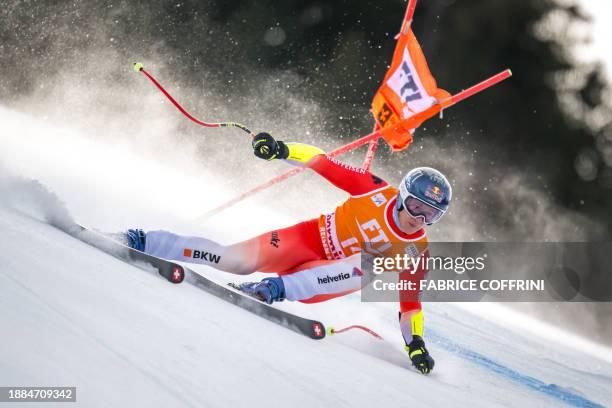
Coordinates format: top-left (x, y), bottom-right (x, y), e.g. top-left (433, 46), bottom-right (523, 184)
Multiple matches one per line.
top-left (1, 106), bottom-right (612, 407)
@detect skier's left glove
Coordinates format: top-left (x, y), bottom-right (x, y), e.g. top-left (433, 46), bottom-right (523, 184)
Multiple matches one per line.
top-left (406, 335), bottom-right (435, 374)
top-left (252, 132), bottom-right (289, 160)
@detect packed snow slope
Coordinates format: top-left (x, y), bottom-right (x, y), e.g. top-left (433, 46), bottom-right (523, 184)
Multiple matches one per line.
top-left (2, 106), bottom-right (612, 407)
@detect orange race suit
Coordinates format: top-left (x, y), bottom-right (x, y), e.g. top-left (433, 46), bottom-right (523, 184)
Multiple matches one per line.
top-left (144, 143), bottom-right (429, 340)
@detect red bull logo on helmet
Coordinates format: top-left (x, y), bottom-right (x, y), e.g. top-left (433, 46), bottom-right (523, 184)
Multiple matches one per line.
top-left (424, 185), bottom-right (444, 203)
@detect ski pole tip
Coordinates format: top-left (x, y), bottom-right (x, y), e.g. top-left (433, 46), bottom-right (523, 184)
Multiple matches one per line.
top-left (326, 326), bottom-right (335, 336)
top-left (133, 62), bottom-right (144, 73)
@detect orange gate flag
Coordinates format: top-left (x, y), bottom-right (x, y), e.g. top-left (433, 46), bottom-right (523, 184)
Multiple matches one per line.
top-left (371, 0), bottom-right (451, 151)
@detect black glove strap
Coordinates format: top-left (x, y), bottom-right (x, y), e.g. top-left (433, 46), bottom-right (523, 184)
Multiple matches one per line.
top-left (276, 141), bottom-right (289, 160)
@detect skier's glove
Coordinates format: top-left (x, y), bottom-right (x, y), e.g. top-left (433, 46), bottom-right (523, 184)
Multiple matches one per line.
top-left (406, 335), bottom-right (435, 374)
top-left (252, 133), bottom-right (289, 160)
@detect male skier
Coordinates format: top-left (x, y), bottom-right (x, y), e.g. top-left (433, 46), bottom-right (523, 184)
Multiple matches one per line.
top-left (127, 133), bottom-right (452, 374)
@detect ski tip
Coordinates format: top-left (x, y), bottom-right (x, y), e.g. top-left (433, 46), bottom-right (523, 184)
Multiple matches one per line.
top-left (133, 62), bottom-right (144, 72)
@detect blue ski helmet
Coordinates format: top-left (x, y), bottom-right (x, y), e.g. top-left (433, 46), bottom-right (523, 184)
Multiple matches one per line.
top-left (396, 167), bottom-right (452, 225)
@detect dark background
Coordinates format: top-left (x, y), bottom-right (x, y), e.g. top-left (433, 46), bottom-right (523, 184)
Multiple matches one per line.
top-left (2, 1), bottom-right (611, 342)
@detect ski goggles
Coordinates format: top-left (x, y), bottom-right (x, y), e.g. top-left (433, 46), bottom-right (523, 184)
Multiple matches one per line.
top-left (401, 195), bottom-right (446, 225)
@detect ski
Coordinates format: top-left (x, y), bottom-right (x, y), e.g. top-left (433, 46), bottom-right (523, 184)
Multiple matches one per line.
top-left (186, 273), bottom-right (326, 340)
top-left (63, 224), bottom-right (325, 339)
top-left (68, 225), bottom-right (185, 284)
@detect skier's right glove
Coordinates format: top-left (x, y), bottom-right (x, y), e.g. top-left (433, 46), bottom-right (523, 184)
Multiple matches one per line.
top-left (406, 335), bottom-right (435, 374)
top-left (252, 132), bottom-right (289, 160)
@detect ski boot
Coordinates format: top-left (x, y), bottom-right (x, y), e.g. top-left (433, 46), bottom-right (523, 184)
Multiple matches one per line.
top-left (231, 277), bottom-right (286, 304)
top-left (125, 228), bottom-right (146, 252)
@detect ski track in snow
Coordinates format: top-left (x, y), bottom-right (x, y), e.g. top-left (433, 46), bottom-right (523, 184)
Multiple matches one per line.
top-left (2, 106), bottom-right (612, 407)
top-left (427, 331), bottom-right (604, 408)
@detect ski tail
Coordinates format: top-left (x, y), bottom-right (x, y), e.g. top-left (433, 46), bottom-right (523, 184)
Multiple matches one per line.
top-left (71, 225), bottom-right (185, 284)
